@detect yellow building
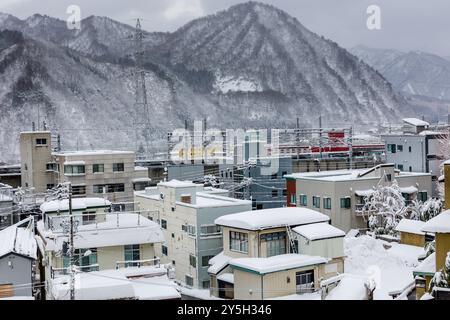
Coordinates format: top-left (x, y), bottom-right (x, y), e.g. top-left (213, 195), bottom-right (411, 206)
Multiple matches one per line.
top-left (394, 219), bottom-right (428, 247)
top-left (209, 207), bottom-right (345, 300)
top-left (414, 210), bottom-right (450, 299)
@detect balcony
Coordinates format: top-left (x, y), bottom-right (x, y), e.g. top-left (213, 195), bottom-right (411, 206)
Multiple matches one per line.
top-left (50, 264), bottom-right (100, 279)
top-left (115, 258), bottom-right (161, 270)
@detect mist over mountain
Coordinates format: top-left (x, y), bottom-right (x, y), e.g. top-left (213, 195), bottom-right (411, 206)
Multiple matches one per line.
top-left (0, 2), bottom-right (419, 162)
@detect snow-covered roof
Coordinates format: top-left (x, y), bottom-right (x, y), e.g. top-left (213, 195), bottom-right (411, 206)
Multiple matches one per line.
top-left (293, 223), bottom-right (345, 241)
top-left (158, 179), bottom-right (199, 188)
top-left (413, 253), bottom-right (436, 276)
top-left (40, 197), bottom-right (111, 213)
top-left (134, 166), bottom-right (148, 172)
top-left (217, 273), bottom-right (234, 284)
top-left (0, 218), bottom-right (37, 259)
top-left (395, 219), bottom-right (426, 236)
top-left (230, 254), bottom-right (327, 275)
top-left (208, 251), bottom-right (232, 275)
top-left (355, 189), bottom-right (375, 197)
top-left (325, 274), bottom-right (370, 300)
top-left (399, 186), bottom-right (418, 194)
top-left (38, 214), bottom-right (164, 250)
top-left (177, 193), bottom-right (251, 209)
top-left (132, 178), bottom-right (151, 183)
top-left (50, 266), bottom-right (180, 300)
top-left (422, 210), bottom-right (450, 233)
top-left (215, 207), bottom-right (330, 230)
top-left (403, 118), bottom-right (429, 127)
top-left (63, 160), bottom-right (85, 165)
top-left (53, 150), bottom-right (134, 157)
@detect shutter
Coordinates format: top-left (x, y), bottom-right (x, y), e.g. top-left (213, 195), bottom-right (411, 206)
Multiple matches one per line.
top-left (0, 284), bottom-right (14, 298)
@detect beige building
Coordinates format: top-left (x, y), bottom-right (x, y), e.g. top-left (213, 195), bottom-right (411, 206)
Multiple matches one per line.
top-left (209, 207), bottom-right (345, 300)
top-left (20, 131), bottom-right (148, 210)
top-left (285, 164), bottom-right (432, 232)
top-left (134, 180), bottom-right (252, 289)
top-left (36, 197), bottom-right (170, 300)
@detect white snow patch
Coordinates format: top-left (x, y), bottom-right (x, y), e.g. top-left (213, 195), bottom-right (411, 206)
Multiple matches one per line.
top-left (214, 75), bottom-right (262, 94)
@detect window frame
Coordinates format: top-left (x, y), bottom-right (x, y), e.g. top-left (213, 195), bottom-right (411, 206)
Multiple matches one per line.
top-left (113, 163), bottom-right (125, 172)
top-left (93, 164), bottom-right (104, 174)
top-left (229, 231), bottom-right (249, 253)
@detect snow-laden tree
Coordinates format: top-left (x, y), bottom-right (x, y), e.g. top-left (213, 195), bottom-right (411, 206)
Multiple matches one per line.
top-left (363, 178), bottom-right (408, 235)
top-left (409, 198), bottom-right (443, 222)
top-left (430, 252), bottom-right (450, 290)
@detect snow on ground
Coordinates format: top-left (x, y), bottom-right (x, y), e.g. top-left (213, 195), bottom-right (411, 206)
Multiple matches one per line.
top-left (180, 287), bottom-right (223, 300)
top-left (270, 293), bottom-right (321, 300)
top-left (213, 75), bottom-right (263, 94)
top-left (344, 235), bottom-right (422, 300)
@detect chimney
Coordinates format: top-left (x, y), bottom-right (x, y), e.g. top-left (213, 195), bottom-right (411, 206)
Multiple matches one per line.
top-left (445, 162), bottom-right (450, 209)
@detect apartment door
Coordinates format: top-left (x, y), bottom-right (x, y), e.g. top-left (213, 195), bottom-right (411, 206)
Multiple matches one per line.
top-left (296, 270), bottom-right (314, 294)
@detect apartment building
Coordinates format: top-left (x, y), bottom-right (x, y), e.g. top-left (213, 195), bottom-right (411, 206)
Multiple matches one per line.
top-left (134, 180), bottom-right (251, 289)
top-left (285, 164), bottom-right (432, 232)
top-left (209, 207), bottom-right (345, 300)
top-left (381, 118), bottom-right (445, 197)
top-left (36, 197), bottom-right (179, 300)
top-left (20, 131), bottom-right (147, 210)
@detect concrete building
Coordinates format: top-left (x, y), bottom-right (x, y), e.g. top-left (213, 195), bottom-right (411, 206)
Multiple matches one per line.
top-left (285, 164), bottom-right (432, 232)
top-left (36, 197), bottom-right (175, 300)
top-left (20, 131), bottom-right (147, 211)
top-left (0, 164), bottom-right (21, 188)
top-left (134, 180), bottom-right (251, 289)
top-left (209, 207), bottom-right (345, 300)
top-left (381, 118), bottom-right (444, 197)
top-left (0, 217), bottom-right (37, 299)
top-left (0, 184), bottom-right (13, 230)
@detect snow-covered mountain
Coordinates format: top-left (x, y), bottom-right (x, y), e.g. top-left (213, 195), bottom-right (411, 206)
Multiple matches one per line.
top-left (351, 45), bottom-right (450, 101)
top-left (0, 2), bottom-right (417, 162)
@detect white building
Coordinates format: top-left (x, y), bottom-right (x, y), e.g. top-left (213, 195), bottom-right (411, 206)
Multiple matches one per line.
top-left (36, 197), bottom-right (178, 300)
top-left (285, 164), bottom-right (432, 232)
top-left (134, 180), bottom-right (252, 289)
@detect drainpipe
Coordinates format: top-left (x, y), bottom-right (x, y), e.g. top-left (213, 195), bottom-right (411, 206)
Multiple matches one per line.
top-left (261, 274), bottom-right (264, 300)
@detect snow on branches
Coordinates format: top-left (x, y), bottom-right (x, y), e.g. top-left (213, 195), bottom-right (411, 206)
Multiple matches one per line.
top-left (430, 252), bottom-right (450, 290)
top-left (363, 178), bottom-right (407, 235)
top-left (409, 198), bottom-right (443, 222)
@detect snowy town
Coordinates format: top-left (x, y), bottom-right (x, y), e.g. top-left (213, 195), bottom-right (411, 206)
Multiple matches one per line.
top-left (1, 117), bottom-right (450, 301)
top-left (0, 0), bottom-right (450, 305)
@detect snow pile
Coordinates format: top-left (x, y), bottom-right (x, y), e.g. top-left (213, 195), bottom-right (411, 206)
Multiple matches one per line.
top-left (214, 75), bottom-right (263, 94)
top-left (325, 275), bottom-right (369, 300)
top-left (344, 235), bottom-right (422, 300)
top-left (40, 197), bottom-right (111, 213)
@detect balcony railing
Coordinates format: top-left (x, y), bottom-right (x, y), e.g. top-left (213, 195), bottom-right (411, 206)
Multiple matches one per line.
top-left (115, 258), bottom-right (161, 270)
top-left (50, 264), bottom-right (100, 279)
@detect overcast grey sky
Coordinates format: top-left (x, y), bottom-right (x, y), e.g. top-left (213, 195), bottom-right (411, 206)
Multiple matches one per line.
top-left (1, 0), bottom-right (450, 56)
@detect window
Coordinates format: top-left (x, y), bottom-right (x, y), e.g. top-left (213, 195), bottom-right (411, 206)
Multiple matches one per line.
top-left (202, 255), bottom-right (215, 267)
top-left (418, 191), bottom-right (428, 202)
top-left (282, 189), bottom-right (287, 197)
top-left (296, 270), bottom-right (314, 293)
top-left (113, 163), bottom-right (124, 172)
top-left (187, 225), bottom-right (196, 236)
top-left (72, 185), bottom-right (86, 195)
top-left (93, 164), bottom-right (104, 173)
top-left (124, 244), bottom-right (140, 266)
top-left (161, 219), bottom-right (167, 229)
top-left (386, 174), bottom-right (392, 182)
top-left (162, 245), bottom-right (168, 256)
top-left (387, 144), bottom-right (396, 154)
top-left (397, 164), bottom-right (404, 171)
top-left (313, 196), bottom-right (321, 208)
top-left (409, 146), bottom-right (412, 153)
top-left (230, 231), bottom-right (248, 253)
top-left (299, 194), bottom-right (307, 206)
top-left (93, 185), bottom-right (105, 194)
top-left (185, 275), bottom-right (194, 287)
top-left (46, 163), bottom-right (57, 171)
top-left (68, 248), bottom-right (98, 272)
top-left (36, 138), bottom-right (47, 146)
top-left (189, 254), bottom-right (196, 268)
top-left (340, 197), bottom-right (351, 209)
top-left (261, 232), bottom-right (287, 257)
top-left (409, 166), bottom-right (412, 172)
top-left (64, 165), bottom-right (85, 175)
top-left (323, 198), bottom-right (331, 210)
top-left (397, 145), bottom-right (403, 152)
top-left (171, 233), bottom-right (175, 238)
top-left (107, 183), bottom-right (125, 193)
top-left (272, 190), bottom-right (278, 198)
top-left (202, 280), bottom-right (210, 289)
top-left (271, 173), bottom-right (278, 180)
top-left (200, 225), bottom-right (221, 237)
top-left (290, 194), bottom-right (297, 205)
top-left (82, 211), bottom-right (96, 224)
top-left (282, 171), bottom-right (287, 177)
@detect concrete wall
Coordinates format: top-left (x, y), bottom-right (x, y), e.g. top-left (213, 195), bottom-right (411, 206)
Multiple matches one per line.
top-left (0, 253), bottom-right (33, 297)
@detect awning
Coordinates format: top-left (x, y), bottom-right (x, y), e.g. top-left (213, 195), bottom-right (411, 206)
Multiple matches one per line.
top-left (355, 189), bottom-right (375, 197)
top-left (400, 186), bottom-right (418, 194)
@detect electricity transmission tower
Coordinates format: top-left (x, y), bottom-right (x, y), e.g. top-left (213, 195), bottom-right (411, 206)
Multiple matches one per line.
top-left (132, 18), bottom-right (151, 158)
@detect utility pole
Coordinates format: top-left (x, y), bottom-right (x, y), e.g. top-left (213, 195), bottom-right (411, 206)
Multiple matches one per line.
top-left (68, 182), bottom-right (75, 300)
top-left (296, 117), bottom-right (300, 159)
top-left (349, 127), bottom-right (353, 170)
top-left (319, 115), bottom-right (323, 160)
